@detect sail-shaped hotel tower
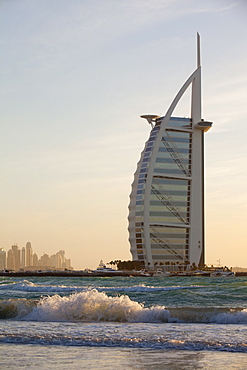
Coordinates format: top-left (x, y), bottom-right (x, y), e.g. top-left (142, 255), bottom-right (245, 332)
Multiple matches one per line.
top-left (128, 35), bottom-right (212, 271)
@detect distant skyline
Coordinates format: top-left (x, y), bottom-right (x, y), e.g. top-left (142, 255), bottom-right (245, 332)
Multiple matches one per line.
top-left (1, 0), bottom-right (247, 269)
top-left (0, 243), bottom-right (72, 271)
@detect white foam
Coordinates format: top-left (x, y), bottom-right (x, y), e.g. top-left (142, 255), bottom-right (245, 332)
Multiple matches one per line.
top-left (22, 289), bottom-right (173, 323)
top-left (211, 309), bottom-right (247, 324)
top-left (0, 280), bottom-right (78, 293)
top-left (0, 280), bottom-right (202, 293)
top-left (101, 285), bottom-right (201, 293)
top-left (1, 322), bottom-right (247, 353)
top-left (3, 288), bottom-right (247, 325)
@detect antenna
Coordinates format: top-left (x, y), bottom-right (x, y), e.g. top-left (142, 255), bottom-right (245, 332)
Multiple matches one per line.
top-left (140, 114), bottom-right (160, 128)
top-left (197, 32), bottom-right (201, 68)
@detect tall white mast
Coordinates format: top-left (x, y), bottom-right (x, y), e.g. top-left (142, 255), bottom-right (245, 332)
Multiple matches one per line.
top-left (197, 32), bottom-right (201, 68)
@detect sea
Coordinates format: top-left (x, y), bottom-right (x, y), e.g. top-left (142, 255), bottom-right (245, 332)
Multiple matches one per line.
top-left (0, 275), bottom-right (247, 369)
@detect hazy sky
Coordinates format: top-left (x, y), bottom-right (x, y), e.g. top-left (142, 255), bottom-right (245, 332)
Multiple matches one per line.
top-left (1, 0), bottom-right (246, 269)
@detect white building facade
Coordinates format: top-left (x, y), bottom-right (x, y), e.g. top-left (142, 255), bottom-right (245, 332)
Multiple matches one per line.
top-left (128, 35), bottom-right (212, 271)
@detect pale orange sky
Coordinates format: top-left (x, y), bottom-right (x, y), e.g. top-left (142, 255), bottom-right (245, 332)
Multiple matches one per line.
top-left (0, 0), bottom-right (246, 269)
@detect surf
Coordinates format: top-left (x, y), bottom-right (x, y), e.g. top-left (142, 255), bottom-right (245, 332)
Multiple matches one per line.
top-left (1, 289), bottom-right (247, 324)
top-left (0, 279), bottom-right (203, 293)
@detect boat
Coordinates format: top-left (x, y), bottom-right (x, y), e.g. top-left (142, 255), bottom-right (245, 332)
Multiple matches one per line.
top-left (138, 270), bottom-right (152, 277)
top-left (210, 268), bottom-right (235, 277)
top-left (93, 260), bottom-right (119, 273)
top-left (153, 269), bottom-right (170, 277)
top-left (193, 270), bottom-right (211, 276)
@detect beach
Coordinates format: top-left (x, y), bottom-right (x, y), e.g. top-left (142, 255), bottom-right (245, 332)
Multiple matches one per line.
top-left (0, 275), bottom-right (247, 369)
top-left (1, 344), bottom-right (247, 369)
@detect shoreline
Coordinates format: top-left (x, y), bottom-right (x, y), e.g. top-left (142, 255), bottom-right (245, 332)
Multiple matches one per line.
top-left (0, 271), bottom-right (246, 277)
top-left (0, 270), bottom-right (151, 278)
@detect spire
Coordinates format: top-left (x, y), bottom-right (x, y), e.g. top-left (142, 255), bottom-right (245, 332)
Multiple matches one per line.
top-left (197, 32), bottom-right (201, 68)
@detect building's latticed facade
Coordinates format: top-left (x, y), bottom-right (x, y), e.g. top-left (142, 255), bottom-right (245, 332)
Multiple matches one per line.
top-left (128, 34), bottom-right (212, 271)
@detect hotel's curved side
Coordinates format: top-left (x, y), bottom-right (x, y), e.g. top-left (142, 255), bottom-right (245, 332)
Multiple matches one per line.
top-left (128, 35), bottom-right (212, 271)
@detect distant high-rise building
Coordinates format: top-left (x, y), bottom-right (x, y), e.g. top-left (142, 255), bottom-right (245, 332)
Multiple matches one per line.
top-left (33, 253), bottom-right (38, 267)
top-left (57, 250), bottom-right (65, 268)
top-left (40, 253), bottom-right (50, 267)
top-left (64, 258), bottom-right (72, 269)
top-left (7, 249), bottom-right (15, 270)
top-left (26, 242), bottom-right (33, 267)
top-left (56, 253), bottom-right (62, 269)
top-left (0, 248), bottom-right (6, 270)
top-left (21, 247), bottom-right (26, 268)
top-left (128, 34), bottom-right (212, 271)
top-left (11, 245), bottom-right (20, 271)
top-left (50, 254), bottom-right (57, 268)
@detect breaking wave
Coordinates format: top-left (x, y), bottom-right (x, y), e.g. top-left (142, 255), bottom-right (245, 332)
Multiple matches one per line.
top-left (1, 289), bottom-right (247, 324)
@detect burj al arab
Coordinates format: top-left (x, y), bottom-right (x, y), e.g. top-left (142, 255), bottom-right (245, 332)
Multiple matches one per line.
top-left (128, 34), bottom-right (212, 271)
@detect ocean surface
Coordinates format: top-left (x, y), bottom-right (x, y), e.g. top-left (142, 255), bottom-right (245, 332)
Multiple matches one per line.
top-left (0, 275), bottom-right (247, 369)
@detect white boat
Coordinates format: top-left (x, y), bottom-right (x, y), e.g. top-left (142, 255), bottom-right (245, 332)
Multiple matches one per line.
top-left (138, 270), bottom-right (152, 277)
top-left (153, 269), bottom-right (170, 277)
top-left (193, 270), bottom-right (211, 276)
top-left (211, 268), bottom-right (235, 277)
top-left (93, 260), bottom-right (119, 273)
top-left (92, 261), bottom-right (153, 276)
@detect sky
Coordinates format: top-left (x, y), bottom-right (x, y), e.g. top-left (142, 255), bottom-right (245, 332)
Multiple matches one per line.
top-left (0, 0), bottom-right (247, 270)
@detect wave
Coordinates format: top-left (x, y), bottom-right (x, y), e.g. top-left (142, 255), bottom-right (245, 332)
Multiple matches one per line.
top-left (1, 332), bottom-right (246, 352)
top-left (0, 280), bottom-right (203, 293)
top-left (1, 289), bottom-right (247, 324)
top-left (0, 280), bottom-right (77, 293)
